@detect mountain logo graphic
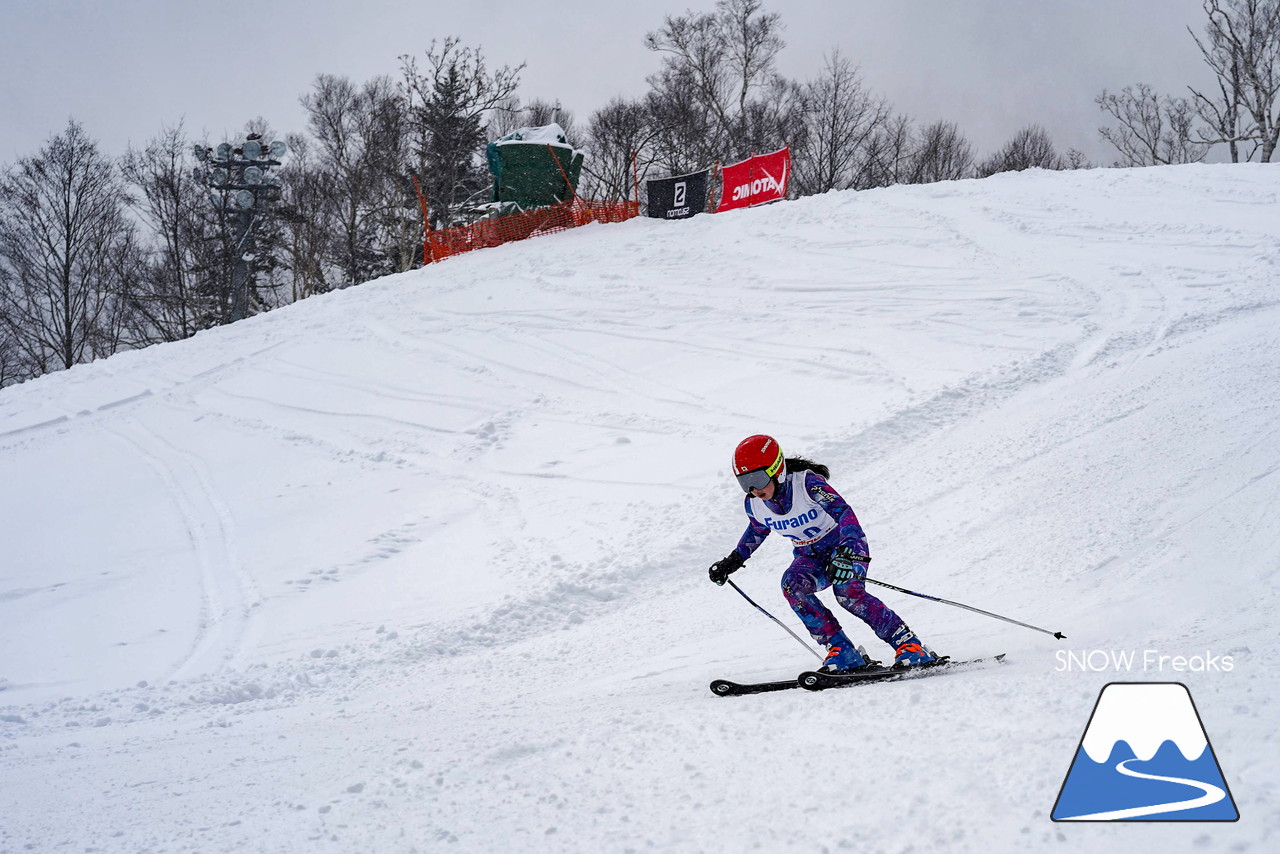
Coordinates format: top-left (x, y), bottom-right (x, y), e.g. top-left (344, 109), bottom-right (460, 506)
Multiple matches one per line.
top-left (1052, 682), bottom-right (1239, 821)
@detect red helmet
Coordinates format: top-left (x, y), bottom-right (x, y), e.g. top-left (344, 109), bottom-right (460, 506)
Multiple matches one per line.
top-left (732, 434), bottom-right (785, 493)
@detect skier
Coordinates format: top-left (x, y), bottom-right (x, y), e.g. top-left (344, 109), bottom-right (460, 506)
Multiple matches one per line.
top-left (708, 434), bottom-right (938, 673)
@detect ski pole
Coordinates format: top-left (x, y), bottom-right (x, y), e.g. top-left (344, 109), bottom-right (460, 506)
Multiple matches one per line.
top-left (864, 575), bottom-right (1066, 639)
top-left (726, 578), bottom-right (825, 661)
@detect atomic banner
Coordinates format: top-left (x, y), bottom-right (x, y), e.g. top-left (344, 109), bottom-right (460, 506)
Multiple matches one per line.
top-left (715, 146), bottom-right (790, 213)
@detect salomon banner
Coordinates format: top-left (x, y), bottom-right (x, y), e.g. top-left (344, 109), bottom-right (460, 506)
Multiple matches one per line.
top-left (715, 146), bottom-right (790, 213)
top-left (646, 170), bottom-right (709, 219)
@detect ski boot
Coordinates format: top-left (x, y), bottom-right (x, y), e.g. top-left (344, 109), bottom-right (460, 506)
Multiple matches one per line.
top-left (819, 630), bottom-right (871, 673)
top-left (890, 626), bottom-right (938, 667)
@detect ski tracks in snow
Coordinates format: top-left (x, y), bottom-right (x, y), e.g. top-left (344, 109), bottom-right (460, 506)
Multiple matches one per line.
top-left (101, 416), bottom-right (261, 682)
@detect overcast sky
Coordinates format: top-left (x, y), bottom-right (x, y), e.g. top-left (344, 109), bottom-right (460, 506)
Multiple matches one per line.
top-left (1, 0), bottom-right (1218, 167)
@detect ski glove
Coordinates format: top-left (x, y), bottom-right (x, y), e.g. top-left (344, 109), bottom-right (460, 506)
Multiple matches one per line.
top-left (709, 551), bottom-right (745, 586)
top-left (827, 545), bottom-right (870, 583)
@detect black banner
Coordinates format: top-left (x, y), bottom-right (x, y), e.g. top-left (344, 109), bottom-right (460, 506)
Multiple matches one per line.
top-left (646, 170), bottom-right (709, 219)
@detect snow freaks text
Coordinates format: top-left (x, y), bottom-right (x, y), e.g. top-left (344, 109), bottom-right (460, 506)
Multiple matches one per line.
top-left (1056, 650), bottom-right (1234, 672)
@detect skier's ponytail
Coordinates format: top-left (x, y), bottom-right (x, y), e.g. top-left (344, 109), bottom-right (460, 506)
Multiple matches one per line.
top-left (784, 456), bottom-right (830, 479)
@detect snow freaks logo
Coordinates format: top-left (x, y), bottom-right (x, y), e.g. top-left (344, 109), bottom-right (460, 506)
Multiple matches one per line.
top-left (1055, 649), bottom-right (1233, 672)
top-left (1052, 683), bottom-right (1239, 822)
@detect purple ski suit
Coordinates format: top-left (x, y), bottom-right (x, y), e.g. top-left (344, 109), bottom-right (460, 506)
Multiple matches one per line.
top-left (733, 468), bottom-right (909, 647)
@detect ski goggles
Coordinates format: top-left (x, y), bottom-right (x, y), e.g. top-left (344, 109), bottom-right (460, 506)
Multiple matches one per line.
top-left (735, 468), bottom-right (774, 494)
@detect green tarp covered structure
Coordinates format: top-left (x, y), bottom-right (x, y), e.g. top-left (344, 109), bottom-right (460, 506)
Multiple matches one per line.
top-left (485, 123), bottom-right (584, 210)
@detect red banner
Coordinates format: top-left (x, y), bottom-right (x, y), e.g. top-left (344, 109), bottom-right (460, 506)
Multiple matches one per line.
top-left (715, 146), bottom-right (790, 212)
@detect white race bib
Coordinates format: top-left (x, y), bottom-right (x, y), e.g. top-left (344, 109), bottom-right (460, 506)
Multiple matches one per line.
top-left (748, 471), bottom-right (837, 546)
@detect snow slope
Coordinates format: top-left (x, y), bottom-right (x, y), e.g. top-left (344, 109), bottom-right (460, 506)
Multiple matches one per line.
top-left (1, 165), bottom-right (1277, 853)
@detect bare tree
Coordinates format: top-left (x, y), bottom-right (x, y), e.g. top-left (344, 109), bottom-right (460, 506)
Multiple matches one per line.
top-left (274, 134), bottom-right (334, 301)
top-left (0, 266), bottom-right (31, 387)
top-left (721, 0), bottom-right (787, 121)
top-left (1062, 148), bottom-right (1094, 169)
top-left (644, 71), bottom-right (716, 175)
top-left (1189, 0), bottom-right (1280, 161)
top-left (0, 120), bottom-right (135, 375)
top-left (355, 96), bottom-right (419, 277)
top-left (301, 73), bottom-right (373, 285)
top-left (1097, 84), bottom-right (1211, 165)
top-left (485, 97), bottom-right (578, 142)
top-left (301, 73), bottom-right (411, 284)
top-left (791, 49), bottom-right (890, 195)
top-left (738, 76), bottom-right (804, 165)
top-left (485, 95), bottom-right (525, 140)
top-left (483, 97), bottom-right (581, 153)
top-left (1189, 1), bottom-right (1247, 160)
top-left (976, 124), bottom-right (1064, 177)
top-left (120, 123), bottom-right (210, 342)
top-left (908, 120), bottom-right (975, 183)
top-left (647, 6), bottom-right (732, 155)
top-left (581, 97), bottom-right (657, 202)
top-left (645, 0), bottom-right (789, 165)
top-left (861, 114), bottom-right (916, 188)
top-left (528, 99), bottom-right (579, 140)
top-left (98, 222), bottom-right (148, 350)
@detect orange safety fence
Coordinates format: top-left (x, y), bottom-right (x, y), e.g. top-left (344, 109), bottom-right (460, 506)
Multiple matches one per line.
top-left (427, 198), bottom-right (639, 263)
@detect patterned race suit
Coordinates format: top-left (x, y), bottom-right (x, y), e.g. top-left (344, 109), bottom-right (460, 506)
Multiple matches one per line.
top-left (733, 469), bottom-right (909, 648)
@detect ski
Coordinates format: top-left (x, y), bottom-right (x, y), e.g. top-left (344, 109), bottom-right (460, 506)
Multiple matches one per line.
top-left (709, 677), bottom-right (799, 696)
top-left (710, 654), bottom-right (1005, 697)
top-left (798, 653), bottom-right (1005, 691)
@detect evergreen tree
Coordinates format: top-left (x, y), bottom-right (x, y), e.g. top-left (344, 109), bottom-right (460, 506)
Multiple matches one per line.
top-left (401, 39), bottom-right (522, 228)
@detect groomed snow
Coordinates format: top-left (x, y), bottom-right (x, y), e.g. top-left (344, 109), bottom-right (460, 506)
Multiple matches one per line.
top-left (1, 164), bottom-right (1276, 852)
